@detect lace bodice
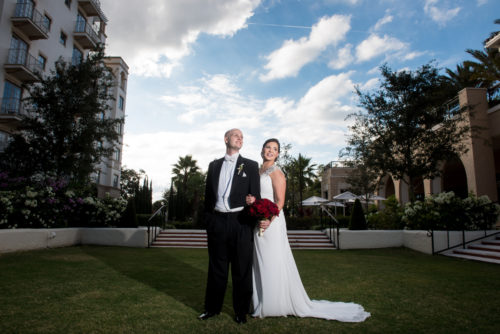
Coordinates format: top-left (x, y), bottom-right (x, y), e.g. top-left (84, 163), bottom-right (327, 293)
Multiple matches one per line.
top-left (260, 165), bottom-right (280, 202)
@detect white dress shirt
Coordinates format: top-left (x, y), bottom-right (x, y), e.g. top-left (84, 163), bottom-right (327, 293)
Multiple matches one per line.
top-left (214, 153), bottom-right (244, 212)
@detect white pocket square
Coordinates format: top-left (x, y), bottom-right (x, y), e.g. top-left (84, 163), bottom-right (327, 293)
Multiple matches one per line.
top-left (242, 172), bottom-right (247, 177)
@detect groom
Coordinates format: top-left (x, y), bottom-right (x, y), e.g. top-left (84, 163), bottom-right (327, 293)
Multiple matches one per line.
top-left (199, 128), bottom-right (260, 324)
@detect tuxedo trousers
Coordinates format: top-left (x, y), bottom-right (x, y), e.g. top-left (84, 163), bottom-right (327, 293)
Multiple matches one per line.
top-left (204, 211), bottom-right (254, 316)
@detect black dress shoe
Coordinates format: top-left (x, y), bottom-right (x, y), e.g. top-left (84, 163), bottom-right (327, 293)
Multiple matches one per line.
top-left (198, 311), bottom-right (218, 320)
top-left (235, 314), bottom-right (247, 324)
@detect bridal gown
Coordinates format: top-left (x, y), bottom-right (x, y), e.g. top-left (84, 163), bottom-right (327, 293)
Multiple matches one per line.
top-left (251, 165), bottom-right (370, 322)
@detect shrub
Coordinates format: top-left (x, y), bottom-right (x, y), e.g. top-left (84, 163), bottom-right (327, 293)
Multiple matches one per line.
top-left (0, 172), bottom-right (126, 228)
top-left (118, 198), bottom-right (138, 227)
top-left (349, 199), bottom-right (367, 230)
top-left (402, 191), bottom-right (500, 230)
top-left (285, 216), bottom-right (319, 230)
top-left (366, 195), bottom-right (404, 229)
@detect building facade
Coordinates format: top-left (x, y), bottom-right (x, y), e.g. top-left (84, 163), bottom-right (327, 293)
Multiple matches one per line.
top-left (0, 0), bottom-right (127, 197)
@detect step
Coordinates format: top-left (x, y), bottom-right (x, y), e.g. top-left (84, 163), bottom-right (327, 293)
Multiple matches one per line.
top-left (468, 244), bottom-right (500, 253)
top-left (446, 252), bottom-right (500, 264)
top-left (452, 248), bottom-right (500, 261)
top-left (151, 229), bottom-right (334, 249)
top-left (482, 240), bottom-right (500, 246)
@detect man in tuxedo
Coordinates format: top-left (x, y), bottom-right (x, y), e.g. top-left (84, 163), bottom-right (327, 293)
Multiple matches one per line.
top-left (199, 128), bottom-right (260, 324)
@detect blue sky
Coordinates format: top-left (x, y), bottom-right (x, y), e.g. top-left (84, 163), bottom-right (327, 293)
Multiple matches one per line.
top-left (100, 0), bottom-right (499, 201)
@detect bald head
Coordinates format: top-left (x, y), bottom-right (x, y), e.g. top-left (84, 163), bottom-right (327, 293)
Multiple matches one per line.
top-left (224, 128), bottom-right (243, 154)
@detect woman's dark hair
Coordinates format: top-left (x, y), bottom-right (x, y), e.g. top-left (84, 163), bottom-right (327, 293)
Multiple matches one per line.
top-left (262, 138), bottom-right (280, 153)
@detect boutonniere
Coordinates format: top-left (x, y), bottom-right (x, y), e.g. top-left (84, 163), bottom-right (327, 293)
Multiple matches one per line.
top-left (237, 163), bottom-right (245, 175)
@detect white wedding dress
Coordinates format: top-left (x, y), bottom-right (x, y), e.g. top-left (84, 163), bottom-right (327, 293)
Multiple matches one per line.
top-left (251, 165), bottom-right (370, 322)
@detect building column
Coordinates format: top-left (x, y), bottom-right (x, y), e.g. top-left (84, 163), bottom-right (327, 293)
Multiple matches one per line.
top-left (459, 88), bottom-right (498, 201)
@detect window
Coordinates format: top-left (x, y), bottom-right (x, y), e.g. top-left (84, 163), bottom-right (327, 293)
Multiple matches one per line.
top-left (64, 0), bottom-right (71, 9)
top-left (15, 0), bottom-right (34, 18)
top-left (118, 96), bottom-right (124, 110)
top-left (38, 54), bottom-right (46, 70)
top-left (96, 170), bottom-right (101, 184)
top-left (76, 12), bottom-right (86, 32)
top-left (9, 35), bottom-right (28, 65)
top-left (113, 174), bottom-right (119, 188)
top-left (1, 81), bottom-right (22, 114)
top-left (59, 31), bottom-right (67, 46)
top-left (72, 47), bottom-right (82, 65)
top-left (120, 72), bottom-right (127, 90)
top-left (114, 149), bottom-right (120, 161)
top-left (42, 14), bottom-right (52, 31)
top-left (0, 131), bottom-right (12, 152)
top-left (116, 122), bottom-right (122, 135)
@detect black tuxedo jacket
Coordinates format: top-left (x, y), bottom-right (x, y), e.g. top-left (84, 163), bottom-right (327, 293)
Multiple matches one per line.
top-left (204, 155), bottom-right (260, 213)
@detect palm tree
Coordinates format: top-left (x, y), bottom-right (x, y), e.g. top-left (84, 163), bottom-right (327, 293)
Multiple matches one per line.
top-left (464, 19), bottom-right (500, 106)
top-left (291, 154), bottom-right (317, 214)
top-left (172, 155), bottom-right (200, 195)
top-left (171, 155), bottom-right (201, 221)
top-left (444, 63), bottom-right (481, 90)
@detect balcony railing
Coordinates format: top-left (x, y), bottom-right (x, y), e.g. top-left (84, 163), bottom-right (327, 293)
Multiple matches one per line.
top-left (4, 48), bottom-right (43, 82)
top-left (74, 20), bottom-right (101, 49)
top-left (11, 1), bottom-right (49, 40)
top-left (78, 0), bottom-right (103, 18)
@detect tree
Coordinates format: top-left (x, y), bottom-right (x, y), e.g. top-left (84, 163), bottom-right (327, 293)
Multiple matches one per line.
top-left (463, 19), bottom-right (500, 106)
top-left (341, 120), bottom-right (382, 210)
top-left (168, 155), bottom-right (204, 221)
top-left (349, 198), bottom-right (367, 230)
top-left (120, 166), bottom-right (146, 200)
top-left (0, 48), bottom-right (123, 188)
top-left (135, 176), bottom-right (152, 214)
top-left (291, 154), bottom-right (316, 214)
top-left (348, 62), bottom-right (470, 202)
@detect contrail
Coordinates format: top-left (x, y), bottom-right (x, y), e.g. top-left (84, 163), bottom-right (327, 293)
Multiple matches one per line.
top-left (247, 22), bottom-right (311, 29)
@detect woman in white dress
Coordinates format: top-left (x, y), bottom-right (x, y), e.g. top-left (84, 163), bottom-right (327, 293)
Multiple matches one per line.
top-left (247, 138), bottom-right (370, 322)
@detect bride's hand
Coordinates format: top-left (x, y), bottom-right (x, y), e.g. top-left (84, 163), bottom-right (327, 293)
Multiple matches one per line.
top-left (259, 219), bottom-right (271, 229)
top-left (246, 194), bottom-right (256, 205)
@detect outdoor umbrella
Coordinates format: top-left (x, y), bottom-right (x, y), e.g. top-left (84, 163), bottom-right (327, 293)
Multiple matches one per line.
top-left (333, 191), bottom-right (358, 215)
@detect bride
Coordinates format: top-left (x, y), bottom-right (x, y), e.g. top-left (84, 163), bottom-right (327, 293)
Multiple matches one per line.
top-left (246, 138), bottom-right (370, 322)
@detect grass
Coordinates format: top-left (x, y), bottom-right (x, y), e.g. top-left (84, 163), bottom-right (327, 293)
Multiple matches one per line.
top-left (0, 246), bottom-right (499, 334)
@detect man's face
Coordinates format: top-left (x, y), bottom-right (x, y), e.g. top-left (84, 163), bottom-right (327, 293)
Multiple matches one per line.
top-left (225, 129), bottom-right (243, 151)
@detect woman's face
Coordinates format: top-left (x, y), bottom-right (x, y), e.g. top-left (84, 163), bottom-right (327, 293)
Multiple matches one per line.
top-left (262, 141), bottom-right (279, 162)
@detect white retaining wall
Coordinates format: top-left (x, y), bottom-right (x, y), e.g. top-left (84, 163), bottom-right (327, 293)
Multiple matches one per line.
top-left (0, 228), bottom-right (149, 253)
top-left (327, 229), bottom-right (498, 254)
top-left (0, 228), bottom-right (497, 254)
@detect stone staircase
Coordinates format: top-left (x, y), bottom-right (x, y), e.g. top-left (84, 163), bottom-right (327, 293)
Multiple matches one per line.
top-left (444, 235), bottom-right (500, 264)
top-left (151, 229), bottom-right (335, 249)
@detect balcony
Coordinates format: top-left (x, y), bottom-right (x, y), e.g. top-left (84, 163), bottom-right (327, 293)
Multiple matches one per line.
top-left (78, 0), bottom-right (102, 17)
top-left (485, 32), bottom-right (500, 50)
top-left (0, 98), bottom-right (26, 127)
top-left (4, 48), bottom-right (43, 82)
top-left (11, 2), bottom-right (49, 40)
top-left (73, 21), bottom-right (101, 49)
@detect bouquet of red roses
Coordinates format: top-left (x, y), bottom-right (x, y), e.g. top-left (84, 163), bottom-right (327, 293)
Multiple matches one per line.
top-left (248, 198), bottom-right (280, 236)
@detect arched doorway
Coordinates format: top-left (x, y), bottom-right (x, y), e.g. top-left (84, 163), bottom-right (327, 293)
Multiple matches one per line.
top-left (442, 156), bottom-right (468, 198)
top-left (411, 176), bottom-right (425, 201)
top-left (384, 176), bottom-right (395, 198)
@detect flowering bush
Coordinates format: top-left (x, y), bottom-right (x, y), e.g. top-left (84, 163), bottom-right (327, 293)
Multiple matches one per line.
top-left (402, 191), bottom-right (500, 230)
top-left (0, 172), bottom-right (126, 229)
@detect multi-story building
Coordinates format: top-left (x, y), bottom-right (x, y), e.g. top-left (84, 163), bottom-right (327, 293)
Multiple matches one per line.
top-left (0, 0), bottom-right (128, 197)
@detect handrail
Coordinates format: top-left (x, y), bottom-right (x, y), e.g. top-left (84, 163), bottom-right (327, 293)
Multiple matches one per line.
top-left (13, 2), bottom-right (50, 35)
top-left (146, 204), bottom-right (167, 248)
top-left (74, 20), bottom-right (100, 44)
top-left (6, 48), bottom-right (44, 74)
top-left (430, 200), bottom-right (500, 255)
top-left (319, 204), bottom-right (340, 249)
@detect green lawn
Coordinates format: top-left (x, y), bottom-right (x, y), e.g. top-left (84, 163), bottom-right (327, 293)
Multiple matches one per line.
top-left (0, 246), bottom-right (499, 334)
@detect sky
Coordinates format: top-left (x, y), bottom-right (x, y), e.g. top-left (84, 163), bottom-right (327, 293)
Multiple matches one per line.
top-left (99, 0), bottom-right (499, 201)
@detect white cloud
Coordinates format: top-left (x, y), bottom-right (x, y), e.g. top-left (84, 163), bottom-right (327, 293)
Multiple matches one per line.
top-left (328, 44), bottom-right (354, 70)
top-left (323, 0), bottom-right (361, 4)
top-left (101, 0), bottom-right (261, 77)
top-left (373, 13), bottom-right (393, 31)
top-left (477, 0), bottom-right (488, 6)
top-left (424, 0), bottom-right (461, 26)
top-left (355, 33), bottom-right (407, 62)
top-left (123, 72), bottom-right (359, 200)
top-left (359, 78), bottom-right (379, 91)
top-left (260, 15), bottom-right (351, 81)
